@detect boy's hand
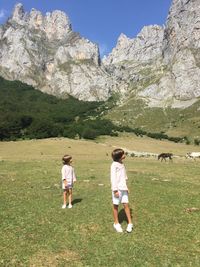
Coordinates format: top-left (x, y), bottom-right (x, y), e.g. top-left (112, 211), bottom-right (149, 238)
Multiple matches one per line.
top-left (114, 191), bottom-right (119, 198)
top-left (63, 180), bottom-right (68, 188)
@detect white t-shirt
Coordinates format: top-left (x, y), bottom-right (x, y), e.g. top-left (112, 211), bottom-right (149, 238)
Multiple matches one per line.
top-left (110, 161), bottom-right (128, 191)
top-left (61, 165), bottom-right (76, 189)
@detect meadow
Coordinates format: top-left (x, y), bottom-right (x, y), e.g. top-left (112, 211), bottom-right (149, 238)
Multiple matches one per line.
top-left (1, 134), bottom-right (200, 266)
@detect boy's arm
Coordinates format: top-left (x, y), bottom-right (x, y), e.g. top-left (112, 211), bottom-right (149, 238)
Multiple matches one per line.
top-left (113, 190), bottom-right (119, 198)
top-left (72, 168), bottom-right (77, 182)
top-left (125, 168), bottom-right (129, 192)
top-left (111, 165), bottom-right (119, 196)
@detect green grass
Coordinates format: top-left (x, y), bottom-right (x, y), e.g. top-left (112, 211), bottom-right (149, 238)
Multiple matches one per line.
top-left (1, 137), bottom-right (200, 266)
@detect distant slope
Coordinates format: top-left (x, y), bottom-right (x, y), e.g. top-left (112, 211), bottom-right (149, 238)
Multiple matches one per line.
top-left (104, 94), bottom-right (200, 142)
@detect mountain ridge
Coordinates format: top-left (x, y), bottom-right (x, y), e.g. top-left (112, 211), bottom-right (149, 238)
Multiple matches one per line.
top-left (0, 0), bottom-right (200, 108)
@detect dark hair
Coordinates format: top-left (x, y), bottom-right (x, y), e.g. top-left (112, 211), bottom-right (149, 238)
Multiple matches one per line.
top-left (111, 148), bottom-right (125, 162)
top-left (62, 154), bottom-right (72, 165)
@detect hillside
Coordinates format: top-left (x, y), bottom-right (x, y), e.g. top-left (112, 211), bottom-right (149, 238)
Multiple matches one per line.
top-left (0, 77), bottom-right (118, 140)
top-left (103, 95), bottom-right (200, 142)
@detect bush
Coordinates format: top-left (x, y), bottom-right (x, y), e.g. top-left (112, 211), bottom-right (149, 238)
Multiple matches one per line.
top-left (167, 136), bottom-right (182, 143)
top-left (194, 138), bottom-right (200, 146)
top-left (183, 136), bottom-right (190, 145)
top-left (27, 120), bottom-right (59, 139)
top-left (82, 128), bottom-right (98, 140)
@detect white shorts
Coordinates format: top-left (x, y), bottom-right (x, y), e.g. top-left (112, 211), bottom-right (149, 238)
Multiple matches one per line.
top-left (112, 190), bottom-right (129, 205)
top-left (62, 183), bottom-right (73, 190)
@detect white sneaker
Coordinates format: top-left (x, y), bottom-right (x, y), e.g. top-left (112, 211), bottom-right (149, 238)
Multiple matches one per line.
top-left (113, 223), bottom-right (123, 233)
top-left (62, 204), bottom-right (66, 209)
top-left (126, 223), bottom-right (133, 233)
top-left (68, 204), bottom-right (72, 209)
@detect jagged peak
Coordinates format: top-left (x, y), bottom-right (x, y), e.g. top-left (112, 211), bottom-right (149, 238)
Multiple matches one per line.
top-left (45, 9), bottom-right (71, 24)
top-left (116, 33), bottom-right (131, 47)
top-left (118, 33), bottom-right (129, 41)
top-left (11, 3), bottom-right (26, 23)
top-left (137, 25), bottom-right (164, 37)
top-left (9, 3), bottom-right (72, 40)
top-left (29, 8), bottom-right (42, 17)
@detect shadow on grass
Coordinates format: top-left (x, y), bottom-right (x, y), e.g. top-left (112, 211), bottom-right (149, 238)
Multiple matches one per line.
top-left (72, 198), bottom-right (82, 206)
top-left (118, 208), bottom-right (133, 224)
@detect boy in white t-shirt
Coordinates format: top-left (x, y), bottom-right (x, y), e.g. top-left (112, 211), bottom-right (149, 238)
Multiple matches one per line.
top-left (110, 148), bottom-right (133, 233)
top-left (61, 154), bottom-right (77, 209)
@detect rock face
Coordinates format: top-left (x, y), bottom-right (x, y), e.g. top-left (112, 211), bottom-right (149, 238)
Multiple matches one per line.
top-left (0, 3), bottom-right (118, 101)
top-left (0, 1), bottom-right (200, 107)
top-left (162, 0), bottom-right (200, 104)
top-left (103, 25), bottom-right (165, 103)
top-left (103, 0), bottom-right (200, 107)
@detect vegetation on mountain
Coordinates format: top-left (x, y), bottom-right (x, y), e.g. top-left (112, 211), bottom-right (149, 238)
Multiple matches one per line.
top-left (0, 76), bottom-right (199, 145)
top-left (0, 77), bottom-right (117, 140)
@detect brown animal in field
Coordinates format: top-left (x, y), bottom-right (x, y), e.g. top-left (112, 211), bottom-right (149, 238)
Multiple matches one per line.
top-left (158, 153), bottom-right (173, 162)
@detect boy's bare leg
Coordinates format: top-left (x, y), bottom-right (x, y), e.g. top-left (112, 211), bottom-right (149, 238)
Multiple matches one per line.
top-left (68, 189), bottom-right (72, 205)
top-left (63, 191), bottom-right (67, 205)
top-left (123, 203), bottom-right (132, 224)
top-left (113, 204), bottom-right (119, 224)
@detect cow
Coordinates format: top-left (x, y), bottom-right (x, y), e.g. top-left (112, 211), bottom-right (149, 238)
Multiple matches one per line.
top-left (158, 153), bottom-right (173, 162)
top-left (185, 152), bottom-right (200, 160)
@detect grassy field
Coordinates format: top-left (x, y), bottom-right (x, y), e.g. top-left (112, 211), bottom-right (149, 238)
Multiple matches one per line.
top-left (1, 135), bottom-right (200, 266)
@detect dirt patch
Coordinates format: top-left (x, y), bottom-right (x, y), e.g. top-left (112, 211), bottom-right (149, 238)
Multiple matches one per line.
top-left (79, 223), bottom-right (100, 237)
top-left (185, 207), bottom-right (200, 213)
top-left (29, 249), bottom-right (83, 267)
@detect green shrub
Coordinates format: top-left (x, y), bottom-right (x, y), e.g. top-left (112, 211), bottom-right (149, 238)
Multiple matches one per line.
top-left (82, 128), bottom-right (98, 140)
top-left (194, 138), bottom-right (200, 146)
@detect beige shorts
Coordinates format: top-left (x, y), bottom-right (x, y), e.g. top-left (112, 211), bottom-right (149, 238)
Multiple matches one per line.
top-left (112, 190), bottom-right (129, 205)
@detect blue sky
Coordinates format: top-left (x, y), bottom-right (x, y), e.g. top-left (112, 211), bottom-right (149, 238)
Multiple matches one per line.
top-left (0, 0), bottom-right (172, 56)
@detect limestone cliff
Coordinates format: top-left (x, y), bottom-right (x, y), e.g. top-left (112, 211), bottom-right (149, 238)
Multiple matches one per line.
top-left (0, 3), bottom-right (118, 101)
top-left (103, 0), bottom-right (200, 108)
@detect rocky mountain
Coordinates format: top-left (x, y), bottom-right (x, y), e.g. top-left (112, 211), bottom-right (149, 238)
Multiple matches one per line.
top-left (0, 0), bottom-right (200, 108)
top-left (103, 25), bottom-right (165, 104)
top-left (103, 0), bottom-right (200, 108)
top-left (0, 3), bottom-right (119, 101)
